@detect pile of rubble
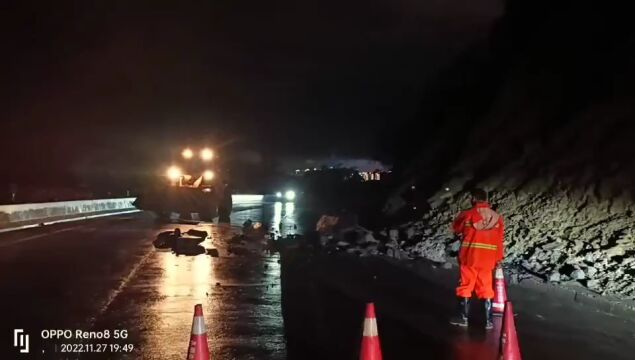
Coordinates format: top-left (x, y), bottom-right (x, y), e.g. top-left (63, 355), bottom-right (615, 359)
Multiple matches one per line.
top-left (317, 220), bottom-right (448, 262)
top-left (316, 215), bottom-right (416, 259)
top-left (394, 189), bottom-right (635, 299)
top-left (318, 186), bottom-right (635, 300)
top-left (153, 228), bottom-right (215, 256)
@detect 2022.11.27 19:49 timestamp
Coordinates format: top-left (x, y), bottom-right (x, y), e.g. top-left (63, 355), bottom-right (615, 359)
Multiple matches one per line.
top-left (59, 343), bottom-right (134, 353)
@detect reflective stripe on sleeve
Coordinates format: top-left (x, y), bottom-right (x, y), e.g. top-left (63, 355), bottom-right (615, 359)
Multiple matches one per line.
top-left (461, 242), bottom-right (498, 251)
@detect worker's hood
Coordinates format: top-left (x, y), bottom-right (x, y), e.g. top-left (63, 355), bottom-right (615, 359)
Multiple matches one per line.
top-left (473, 202), bottom-right (501, 230)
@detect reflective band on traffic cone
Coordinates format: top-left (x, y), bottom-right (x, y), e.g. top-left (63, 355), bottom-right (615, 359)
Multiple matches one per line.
top-left (499, 301), bottom-right (522, 360)
top-left (187, 304), bottom-right (211, 360)
top-left (493, 267), bottom-right (507, 316)
top-left (360, 303), bottom-right (382, 360)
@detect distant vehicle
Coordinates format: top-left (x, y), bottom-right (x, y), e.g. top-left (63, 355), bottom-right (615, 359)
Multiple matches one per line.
top-left (135, 147), bottom-right (231, 222)
top-left (275, 190), bottom-right (297, 202)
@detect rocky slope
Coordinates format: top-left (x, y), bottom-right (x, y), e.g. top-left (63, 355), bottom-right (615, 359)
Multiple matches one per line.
top-left (383, 1), bottom-right (635, 299)
top-left (401, 190), bottom-right (635, 299)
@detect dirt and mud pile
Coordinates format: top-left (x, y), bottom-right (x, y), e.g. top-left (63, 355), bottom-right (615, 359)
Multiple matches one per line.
top-left (397, 189), bottom-right (635, 299)
top-left (383, 1), bottom-right (635, 299)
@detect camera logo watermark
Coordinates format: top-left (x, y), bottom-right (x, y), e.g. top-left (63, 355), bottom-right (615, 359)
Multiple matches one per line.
top-left (13, 329), bottom-right (29, 353)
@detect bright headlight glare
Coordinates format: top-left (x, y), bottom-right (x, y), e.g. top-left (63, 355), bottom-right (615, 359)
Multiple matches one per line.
top-left (276, 192), bottom-right (282, 198)
top-left (203, 170), bottom-right (215, 180)
top-left (285, 190), bottom-right (296, 201)
top-left (182, 148), bottom-right (193, 159)
top-left (201, 148), bottom-right (214, 161)
top-left (167, 166), bottom-right (182, 181)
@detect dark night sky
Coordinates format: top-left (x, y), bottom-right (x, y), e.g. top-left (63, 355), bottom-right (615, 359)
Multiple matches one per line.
top-left (1, 0), bottom-right (502, 185)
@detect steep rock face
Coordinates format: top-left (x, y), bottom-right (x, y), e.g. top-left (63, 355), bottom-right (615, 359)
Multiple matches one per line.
top-left (397, 1), bottom-right (635, 298)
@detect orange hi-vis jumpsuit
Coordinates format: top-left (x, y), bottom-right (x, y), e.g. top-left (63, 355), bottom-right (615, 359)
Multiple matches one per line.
top-left (452, 201), bottom-right (504, 299)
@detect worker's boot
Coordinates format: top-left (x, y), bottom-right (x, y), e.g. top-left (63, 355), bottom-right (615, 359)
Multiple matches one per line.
top-left (484, 299), bottom-right (494, 330)
top-left (449, 297), bottom-right (470, 327)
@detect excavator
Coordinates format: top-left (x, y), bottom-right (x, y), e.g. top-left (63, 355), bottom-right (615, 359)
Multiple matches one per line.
top-left (134, 147), bottom-right (232, 223)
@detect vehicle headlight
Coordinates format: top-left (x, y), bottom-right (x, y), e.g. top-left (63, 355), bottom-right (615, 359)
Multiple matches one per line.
top-left (167, 166), bottom-right (182, 181)
top-left (285, 190), bottom-right (296, 201)
top-left (276, 192), bottom-right (282, 198)
top-left (182, 148), bottom-right (193, 159)
top-left (201, 148), bottom-right (214, 161)
top-left (203, 170), bottom-right (215, 181)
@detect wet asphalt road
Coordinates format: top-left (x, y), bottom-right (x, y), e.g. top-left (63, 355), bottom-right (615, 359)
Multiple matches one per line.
top-left (1, 203), bottom-right (301, 359)
top-left (1, 202), bottom-right (634, 359)
top-left (281, 253), bottom-right (635, 360)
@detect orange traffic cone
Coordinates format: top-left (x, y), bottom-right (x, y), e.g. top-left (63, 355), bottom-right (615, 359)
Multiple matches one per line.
top-left (187, 304), bottom-right (211, 360)
top-left (493, 267), bottom-right (507, 316)
top-left (360, 303), bottom-right (382, 360)
top-left (499, 301), bottom-right (522, 360)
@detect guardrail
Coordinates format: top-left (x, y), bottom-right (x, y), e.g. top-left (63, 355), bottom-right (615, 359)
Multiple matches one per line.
top-left (0, 198), bottom-right (138, 230)
top-left (0, 195), bottom-right (282, 232)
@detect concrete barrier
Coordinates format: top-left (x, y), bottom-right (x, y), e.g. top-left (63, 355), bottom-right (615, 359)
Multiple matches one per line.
top-left (0, 198), bottom-right (137, 230)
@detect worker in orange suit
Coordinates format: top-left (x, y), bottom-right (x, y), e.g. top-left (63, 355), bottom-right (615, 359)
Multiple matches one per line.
top-left (449, 188), bottom-right (504, 329)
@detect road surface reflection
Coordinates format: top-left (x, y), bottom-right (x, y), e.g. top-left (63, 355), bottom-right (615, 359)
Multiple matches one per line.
top-left (232, 201), bottom-right (302, 237)
top-left (97, 203), bottom-right (298, 359)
